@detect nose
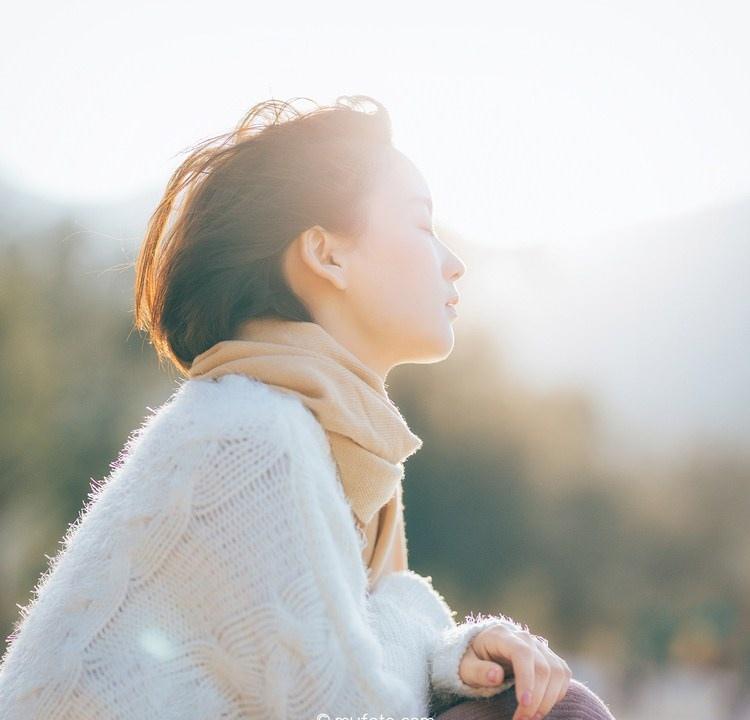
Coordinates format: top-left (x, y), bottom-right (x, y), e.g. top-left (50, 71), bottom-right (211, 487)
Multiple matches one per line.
top-left (444, 247), bottom-right (466, 283)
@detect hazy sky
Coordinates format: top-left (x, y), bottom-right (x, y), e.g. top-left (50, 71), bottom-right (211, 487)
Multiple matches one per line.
top-left (3, 0), bottom-right (750, 251)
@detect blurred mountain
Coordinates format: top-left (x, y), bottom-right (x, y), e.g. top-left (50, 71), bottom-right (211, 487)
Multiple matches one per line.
top-left (458, 194), bottom-right (750, 465)
top-left (0, 168), bottom-right (159, 266)
top-left (0, 173), bottom-right (66, 235)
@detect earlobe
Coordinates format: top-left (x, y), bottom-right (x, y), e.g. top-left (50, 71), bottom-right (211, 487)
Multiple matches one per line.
top-left (299, 226), bottom-right (348, 291)
top-left (325, 262), bottom-right (348, 291)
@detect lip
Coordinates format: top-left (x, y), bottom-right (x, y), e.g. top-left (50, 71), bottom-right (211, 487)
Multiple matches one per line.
top-left (446, 303), bottom-right (458, 317)
top-left (446, 295), bottom-right (460, 306)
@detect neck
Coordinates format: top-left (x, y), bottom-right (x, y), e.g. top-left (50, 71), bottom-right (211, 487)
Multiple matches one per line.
top-left (311, 313), bottom-right (392, 385)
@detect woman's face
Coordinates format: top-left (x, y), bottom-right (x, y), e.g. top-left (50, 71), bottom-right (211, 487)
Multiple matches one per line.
top-left (284, 147), bottom-right (466, 380)
top-left (341, 148), bottom-right (466, 375)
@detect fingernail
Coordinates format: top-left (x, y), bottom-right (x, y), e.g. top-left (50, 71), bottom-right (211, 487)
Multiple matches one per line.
top-left (522, 689), bottom-right (532, 706)
top-left (487, 667), bottom-right (500, 683)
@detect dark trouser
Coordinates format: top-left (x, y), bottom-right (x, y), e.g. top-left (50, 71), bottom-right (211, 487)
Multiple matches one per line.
top-left (433, 679), bottom-right (617, 719)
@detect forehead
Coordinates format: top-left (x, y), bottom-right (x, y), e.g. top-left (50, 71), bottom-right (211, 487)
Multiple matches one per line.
top-left (372, 148), bottom-right (432, 210)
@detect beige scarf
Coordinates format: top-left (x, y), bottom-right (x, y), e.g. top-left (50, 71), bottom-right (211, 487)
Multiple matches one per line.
top-left (187, 315), bottom-right (423, 589)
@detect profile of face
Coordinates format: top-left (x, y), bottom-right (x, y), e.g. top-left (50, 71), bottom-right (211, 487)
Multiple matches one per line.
top-left (282, 146), bottom-right (467, 381)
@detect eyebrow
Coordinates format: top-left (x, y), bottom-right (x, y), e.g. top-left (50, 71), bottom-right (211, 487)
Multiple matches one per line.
top-left (407, 195), bottom-right (433, 213)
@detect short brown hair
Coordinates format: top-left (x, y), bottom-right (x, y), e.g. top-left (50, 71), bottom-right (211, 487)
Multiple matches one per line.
top-left (133, 95), bottom-right (393, 376)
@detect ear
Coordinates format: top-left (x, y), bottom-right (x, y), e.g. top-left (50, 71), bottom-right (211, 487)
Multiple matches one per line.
top-left (296, 225), bottom-right (349, 291)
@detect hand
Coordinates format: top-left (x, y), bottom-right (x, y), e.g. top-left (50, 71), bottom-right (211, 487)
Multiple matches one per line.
top-left (458, 619), bottom-right (572, 720)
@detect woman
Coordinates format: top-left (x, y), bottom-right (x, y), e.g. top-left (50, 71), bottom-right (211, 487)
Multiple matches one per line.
top-left (0, 96), bottom-right (616, 720)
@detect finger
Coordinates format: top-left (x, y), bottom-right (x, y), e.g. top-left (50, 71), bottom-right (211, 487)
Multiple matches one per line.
top-left (460, 654), bottom-right (507, 689)
top-left (522, 652), bottom-right (551, 719)
top-left (480, 659), bottom-right (508, 688)
top-left (534, 661), bottom-right (567, 717)
top-left (459, 645), bottom-right (505, 688)
top-left (505, 639), bottom-right (535, 720)
top-left (556, 660), bottom-right (573, 703)
top-left (470, 624), bottom-right (537, 717)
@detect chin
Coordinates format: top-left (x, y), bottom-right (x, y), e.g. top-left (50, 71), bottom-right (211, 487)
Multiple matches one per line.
top-left (408, 319), bottom-right (456, 364)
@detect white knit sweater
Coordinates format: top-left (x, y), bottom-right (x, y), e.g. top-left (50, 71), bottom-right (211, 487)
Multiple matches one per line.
top-left (0, 373), bottom-right (517, 719)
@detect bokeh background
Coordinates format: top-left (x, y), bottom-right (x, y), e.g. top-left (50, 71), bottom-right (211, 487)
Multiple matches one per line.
top-left (2, 2), bottom-right (749, 718)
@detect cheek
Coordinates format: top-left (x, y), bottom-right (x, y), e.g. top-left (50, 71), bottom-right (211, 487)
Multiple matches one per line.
top-left (355, 236), bottom-right (440, 328)
top-left (369, 236), bottom-right (431, 303)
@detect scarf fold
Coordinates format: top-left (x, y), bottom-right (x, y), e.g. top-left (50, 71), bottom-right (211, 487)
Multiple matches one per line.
top-left (187, 316), bottom-right (423, 586)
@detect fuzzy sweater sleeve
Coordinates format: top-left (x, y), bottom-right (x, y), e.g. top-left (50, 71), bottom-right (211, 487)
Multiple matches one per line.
top-left (180, 395), bottom-right (444, 718)
top-left (243, 394), bottom-right (518, 717)
top-left (367, 569), bottom-right (519, 714)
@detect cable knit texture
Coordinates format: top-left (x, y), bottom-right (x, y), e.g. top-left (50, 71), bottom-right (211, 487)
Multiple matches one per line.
top-left (0, 373), bottom-right (519, 719)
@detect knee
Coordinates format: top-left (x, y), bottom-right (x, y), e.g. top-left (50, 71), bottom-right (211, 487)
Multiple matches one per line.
top-left (550, 678), bottom-right (616, 720)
